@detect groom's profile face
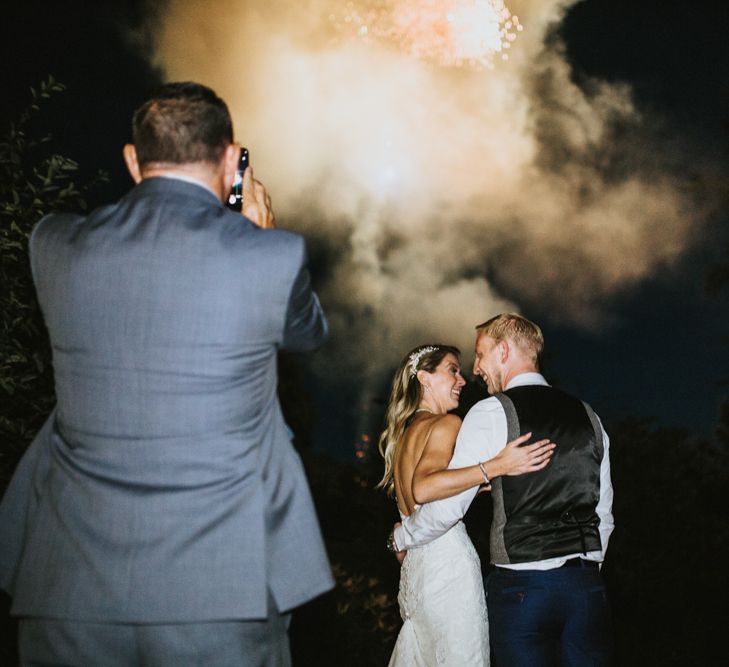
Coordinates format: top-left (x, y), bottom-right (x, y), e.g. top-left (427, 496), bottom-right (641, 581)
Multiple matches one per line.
top-left (473, 334), bottom-right (503, 394)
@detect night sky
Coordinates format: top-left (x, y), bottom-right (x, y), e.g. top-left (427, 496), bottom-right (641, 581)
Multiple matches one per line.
top-left (3, 0), bottom-right (728, 461)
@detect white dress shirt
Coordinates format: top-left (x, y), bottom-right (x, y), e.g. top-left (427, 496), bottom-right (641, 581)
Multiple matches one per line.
top-left (393, 372), bottom-right (614, 569)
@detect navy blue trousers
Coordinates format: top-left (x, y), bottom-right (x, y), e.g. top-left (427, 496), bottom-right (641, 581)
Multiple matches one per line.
top-left (486, 562), bottom-right (612, 667)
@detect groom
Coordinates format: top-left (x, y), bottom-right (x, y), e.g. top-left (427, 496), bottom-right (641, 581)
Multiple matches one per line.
top-left (0, 82), bottom-right (333, 665)
top-left (392, 313), bottom-right (614, 666)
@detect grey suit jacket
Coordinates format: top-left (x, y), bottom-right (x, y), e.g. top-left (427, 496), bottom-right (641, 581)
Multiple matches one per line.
top-left (0, 177), bottom-right (334, 622)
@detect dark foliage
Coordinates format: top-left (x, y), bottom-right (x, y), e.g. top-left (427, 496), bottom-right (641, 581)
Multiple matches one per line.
top-left (602, 418), bottom-right (729, 665)
top-left (291, 452), bottom-right (401, 665)
top-left (706, 251), bottom-right (729, 297)
top-left (0, 77), bottom-right (106, 491)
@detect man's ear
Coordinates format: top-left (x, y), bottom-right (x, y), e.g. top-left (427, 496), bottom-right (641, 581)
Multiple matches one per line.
top-left (123, 144), bottom-right (142, 184)
top-left (222, 142), bottom-right (241, 192)
top-left (498, 340), bottom-right (510, 363)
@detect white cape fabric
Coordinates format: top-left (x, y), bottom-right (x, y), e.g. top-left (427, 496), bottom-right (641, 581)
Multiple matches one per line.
top-left (389, 520), bottom-right (489, 666)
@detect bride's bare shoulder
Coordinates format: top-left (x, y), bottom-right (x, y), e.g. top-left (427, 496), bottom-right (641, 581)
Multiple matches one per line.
top-left (405, 413), bottom-right (461, 452)
top-left (429, 413), bottom-right (462, 436)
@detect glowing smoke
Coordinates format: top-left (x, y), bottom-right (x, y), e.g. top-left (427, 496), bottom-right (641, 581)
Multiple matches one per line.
top-left (152, 0), bottom-right (704, 387)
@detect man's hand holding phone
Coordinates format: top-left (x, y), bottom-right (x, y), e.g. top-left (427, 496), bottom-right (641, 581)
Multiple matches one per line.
top-left (242, 165), bottom-right (275, 229)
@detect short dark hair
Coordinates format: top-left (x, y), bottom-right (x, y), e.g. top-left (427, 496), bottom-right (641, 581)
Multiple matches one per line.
top-left (131, 82), bottom-right (233, 166)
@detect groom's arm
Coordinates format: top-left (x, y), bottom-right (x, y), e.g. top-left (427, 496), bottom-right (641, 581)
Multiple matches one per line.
top-left (393, 399), bottom-right (508, 550)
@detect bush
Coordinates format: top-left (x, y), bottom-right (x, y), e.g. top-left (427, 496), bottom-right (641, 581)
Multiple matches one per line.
top-left (0, 77), bottom-right (106, 491)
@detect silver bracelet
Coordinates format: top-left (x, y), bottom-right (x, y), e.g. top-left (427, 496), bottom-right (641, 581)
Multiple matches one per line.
top-left (386, 531), bottom-right (399, 553)
top-left (478, 462), bottom-right (491, 485)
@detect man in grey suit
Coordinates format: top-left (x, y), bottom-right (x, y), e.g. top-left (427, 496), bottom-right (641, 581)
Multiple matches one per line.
top-left (0, 82), bottom-right (333, 665)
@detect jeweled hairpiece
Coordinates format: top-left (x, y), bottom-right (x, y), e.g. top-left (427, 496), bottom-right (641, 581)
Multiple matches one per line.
top-left (408, 346), bottom-right (439, 377)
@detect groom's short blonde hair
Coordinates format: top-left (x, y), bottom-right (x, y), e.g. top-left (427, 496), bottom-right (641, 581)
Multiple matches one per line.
top-left (475, 313), bottom-right (543, 365)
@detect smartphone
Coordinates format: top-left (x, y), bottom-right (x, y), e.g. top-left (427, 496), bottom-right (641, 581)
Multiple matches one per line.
top-left (226, 147), bottom-right (249, 212)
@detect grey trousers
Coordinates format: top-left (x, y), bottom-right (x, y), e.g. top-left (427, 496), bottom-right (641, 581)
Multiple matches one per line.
top-left (18, 604), bottom-right (291, 667)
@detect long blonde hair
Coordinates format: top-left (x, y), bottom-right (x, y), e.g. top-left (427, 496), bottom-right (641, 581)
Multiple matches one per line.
top-left (377, 344), bottom-right (460, 496)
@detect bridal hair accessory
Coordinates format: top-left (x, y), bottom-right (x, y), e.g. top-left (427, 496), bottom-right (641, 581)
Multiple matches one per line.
top-left (408, 346), bottom-right (439, 377)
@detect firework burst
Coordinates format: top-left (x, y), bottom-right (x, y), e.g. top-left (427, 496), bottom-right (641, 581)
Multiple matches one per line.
top-left (330, 0), bottom-right (522, 69)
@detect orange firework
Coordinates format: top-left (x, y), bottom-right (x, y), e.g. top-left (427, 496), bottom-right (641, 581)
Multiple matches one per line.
top-left (330, 0), bottom-right (522, 69)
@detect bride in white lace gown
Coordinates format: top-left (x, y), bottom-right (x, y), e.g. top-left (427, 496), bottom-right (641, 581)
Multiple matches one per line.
top-left (391, 509), bottom-right (489, 665)
top-left (377, 344), bottom-right (555, 666)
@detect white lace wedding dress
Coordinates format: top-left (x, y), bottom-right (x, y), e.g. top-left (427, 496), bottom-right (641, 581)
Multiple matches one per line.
top-left (389, 517), bottom-right (490, 666)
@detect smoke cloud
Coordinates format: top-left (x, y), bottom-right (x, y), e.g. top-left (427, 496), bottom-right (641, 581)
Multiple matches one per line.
top-left (151, 0), bottom-right (705, 387)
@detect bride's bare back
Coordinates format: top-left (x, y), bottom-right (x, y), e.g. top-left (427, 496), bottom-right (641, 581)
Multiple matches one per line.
top-left (394, 413), bottom-right (462, 517)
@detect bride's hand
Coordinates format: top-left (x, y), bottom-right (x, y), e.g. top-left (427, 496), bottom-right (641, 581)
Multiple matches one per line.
top-left (392, 522), bottom-right (407, 565)
top-left (496, 432), bottom-right (555, 476)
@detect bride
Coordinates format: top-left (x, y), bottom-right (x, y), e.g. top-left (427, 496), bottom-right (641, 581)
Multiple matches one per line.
top-left (379, 344), bottom-right (555, 666)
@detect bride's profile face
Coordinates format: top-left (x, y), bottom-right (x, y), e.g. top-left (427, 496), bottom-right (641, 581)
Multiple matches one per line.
top-left (421, 353), bottom-right (466, 412)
